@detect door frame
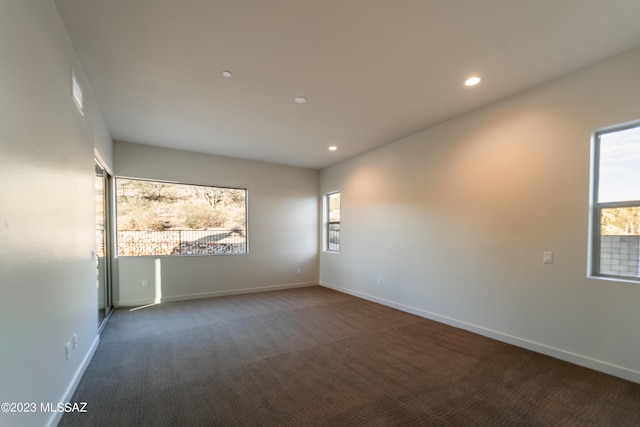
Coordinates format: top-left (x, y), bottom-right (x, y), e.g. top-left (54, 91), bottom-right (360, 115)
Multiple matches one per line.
top-left (95, 159), bottom-right (114, 329)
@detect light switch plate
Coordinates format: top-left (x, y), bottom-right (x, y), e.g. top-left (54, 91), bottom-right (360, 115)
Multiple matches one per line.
top-left (543, 251), bottom-right (553, 264)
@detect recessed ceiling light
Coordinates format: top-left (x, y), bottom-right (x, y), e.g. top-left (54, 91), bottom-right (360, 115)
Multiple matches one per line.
top-left (464, 76), bottom-right (481, 87)
top-left (294, 96), bottom-right (307, 104)
top-left (222, 70), bottom-right (232, 77)
top-left (328, 145), bottom-right (338, 151)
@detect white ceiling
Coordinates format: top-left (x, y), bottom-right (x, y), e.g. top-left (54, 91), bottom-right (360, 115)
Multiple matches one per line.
top-left (55, 0), bottom-right (640, 169)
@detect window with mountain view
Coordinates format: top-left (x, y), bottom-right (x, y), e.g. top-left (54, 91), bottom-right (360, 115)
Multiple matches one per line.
top-left (116, 178), bottom-right (247, 256)
top-left (591, 122), bottom-right (640, 280)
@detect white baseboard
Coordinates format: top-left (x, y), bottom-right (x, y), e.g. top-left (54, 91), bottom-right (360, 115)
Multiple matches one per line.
top-left (45, 334), bottom-right (100, 427)
top-left (320, 281), bottom-right (640, 385)
top-left (118, 282), bottom-right (318, 307)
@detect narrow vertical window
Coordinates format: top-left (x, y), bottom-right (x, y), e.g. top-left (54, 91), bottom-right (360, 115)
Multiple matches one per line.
top-left (591, 122), bottom-right (640, 281)
top-left (326, 192), bottom-right (340, 252)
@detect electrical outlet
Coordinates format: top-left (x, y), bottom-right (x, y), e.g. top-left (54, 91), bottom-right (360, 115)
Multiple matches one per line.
top-left (65, 342), bottom-right (71, 360)
top-left (72, 334), bottom-right (78, 350)
top-left (142, 279), bottom-right (149, 288)
top-left (543, 251), bottom-right (553, 264)
top-left (376, 278), bottom-right (382, 286)
top-left (296, 268), bottom-right (301, 275)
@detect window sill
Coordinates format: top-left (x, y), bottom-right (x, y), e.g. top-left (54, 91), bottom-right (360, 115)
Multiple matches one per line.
top-left (587, 274), bottom-right (640, 285)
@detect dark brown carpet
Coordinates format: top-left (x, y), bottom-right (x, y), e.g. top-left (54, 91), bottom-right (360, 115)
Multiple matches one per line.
top-left (59, 286), bottom-right (640, 426)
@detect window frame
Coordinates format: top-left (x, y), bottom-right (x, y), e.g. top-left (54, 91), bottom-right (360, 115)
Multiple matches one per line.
top-left (325, 191), bottom-right (340, 253)
top-left (115, 177), bottom-right (248, 257)
top-left (589, 120), bottom-right (640, 282)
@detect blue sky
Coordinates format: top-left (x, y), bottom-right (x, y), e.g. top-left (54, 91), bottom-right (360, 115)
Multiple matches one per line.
top-left (598, 125), bottom-right (640, 203)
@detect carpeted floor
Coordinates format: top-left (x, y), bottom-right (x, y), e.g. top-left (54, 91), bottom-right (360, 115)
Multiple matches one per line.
top-left (59, 286), bottom-right (640, 426)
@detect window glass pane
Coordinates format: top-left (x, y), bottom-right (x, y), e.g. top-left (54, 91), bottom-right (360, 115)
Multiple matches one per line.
top-left (116, 178), bottom-right (246, 256)
top-left (599, 206), bottom-right (640, 277)
top-left (598, 126), bottom-right (640, 203)
top-left (328, 223), bottom-right (340, 252)
top-left (328, 193), bottom-right (340, 222)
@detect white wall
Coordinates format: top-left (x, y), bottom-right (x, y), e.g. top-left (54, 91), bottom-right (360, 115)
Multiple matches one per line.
top-left (320, 47), bottom-right (640, 383)
top-left (114, 141), bottom-right (319, 306)
top-left (0, 1), bottom-right (113, 426)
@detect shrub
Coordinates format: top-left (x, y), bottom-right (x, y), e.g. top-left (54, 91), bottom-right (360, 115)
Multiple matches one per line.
top-left (181, 203), bottom-right (220, 229)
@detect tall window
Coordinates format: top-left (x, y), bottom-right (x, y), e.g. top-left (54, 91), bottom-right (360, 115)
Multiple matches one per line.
top-left (591, 122), bottom-right (640, 280)
top-left (116, 178), bottom-right (247, 256)
top-left (326, 192), bottom-right (340, 252)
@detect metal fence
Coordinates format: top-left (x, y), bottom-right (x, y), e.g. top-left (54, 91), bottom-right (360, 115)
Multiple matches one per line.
top-left (328, 224), bottom-right (340, 252)
top-left (117, 229), bottom-right (246, 256)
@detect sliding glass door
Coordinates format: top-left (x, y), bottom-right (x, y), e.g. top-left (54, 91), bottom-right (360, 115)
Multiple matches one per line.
top-left (95, 161), bottom-right (113, 326)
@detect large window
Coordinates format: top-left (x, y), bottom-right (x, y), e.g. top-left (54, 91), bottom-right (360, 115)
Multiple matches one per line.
top-left (326, 192), bottom-right (340, 252)
top-left (116, 178), bottom-right (247, 256)
top-left (591, 122), bottom-right (640, 280)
